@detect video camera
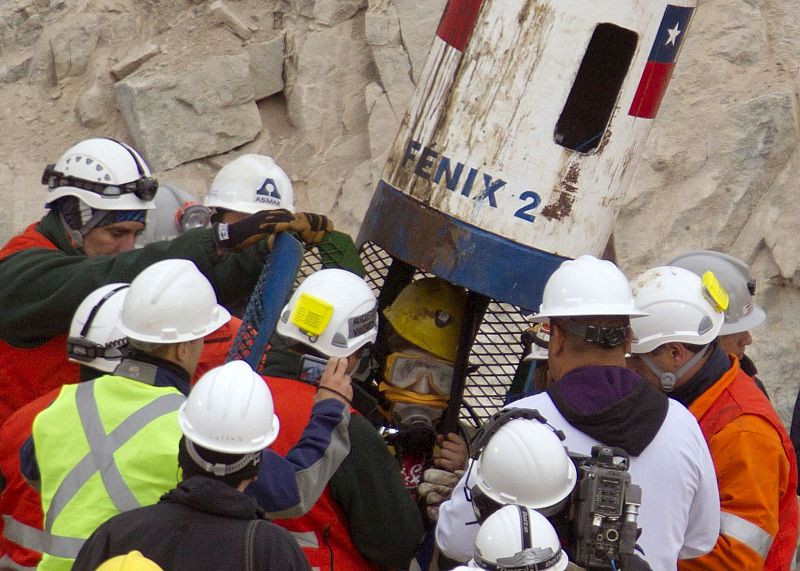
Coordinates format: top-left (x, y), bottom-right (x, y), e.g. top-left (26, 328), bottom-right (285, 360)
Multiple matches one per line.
top-left (568, 445), bottom-right (642, 570)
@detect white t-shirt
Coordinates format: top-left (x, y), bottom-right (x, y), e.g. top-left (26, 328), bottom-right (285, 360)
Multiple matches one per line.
top-left (436, 393), bottom-right (720, 571)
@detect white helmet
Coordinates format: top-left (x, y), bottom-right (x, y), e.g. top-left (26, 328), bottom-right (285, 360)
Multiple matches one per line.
top-left (43, 138), bottom-right (157, 211)
top-left (472, 505), bottom-right (569, 571)
top-left (119, 259), bottom-right (231, 343)
top-left (205, 154), bottom-right (295, 215)
top-left (67, 283), bottom-right (130, 373)
top-left (137, 183), bottom-right (211, 246)
top-left (276, 269), bottom-right (378, 358)
top-left (179, 360), bottom-right (280, 455)
top-left (668, 250), bottom-right (765, 335)
top-left (629, 266), bottom-right (726, 354)
top-left (532, 255), bottom-right (647, 321)
top-left (472, 418), bottom-right (577, 516)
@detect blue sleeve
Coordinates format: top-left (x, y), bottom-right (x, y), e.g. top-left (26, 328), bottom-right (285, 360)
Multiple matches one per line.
top-left (246, 399), bottom-right (351, 518)
top-left (19, 436), bottom-right (40, 487)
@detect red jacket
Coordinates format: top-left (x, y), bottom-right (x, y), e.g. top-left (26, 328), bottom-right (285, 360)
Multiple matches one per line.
top-left (194, 317), bottom-right (242, 384)
top-left (680, 358), bottom-right (799, 570)
top-left (0, 223), bottom-right (78, 428)
top-left (265, 376), bottom-right (377, 571)
top-left (0, 390), bottom-right (61, 569)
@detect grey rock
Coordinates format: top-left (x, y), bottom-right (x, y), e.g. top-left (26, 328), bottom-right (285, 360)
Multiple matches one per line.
top-left (365, 0), bottom-right (414, 120)
top-left (314, 0), bottom-right (367, 26)
top-left (209, 0), bottom-right (254, 40)
top-left (0, 55), bottom-right (31, 85)
top-left (110, 43), bottom-right (162, 81)
top-left (49, 17), bottom-right (102, 81)
top-left (75, 78), bottom-right (116, 128)
top-left (246, 35), bottom-right (285, 101)
top-left (115, 54), bottom-right (261, 171)
top-left (27, 32), bottom-right (55, 86)
top-left (396, 0), bottom-right (446, 83)
top-left (284, 15), bottom-right (374, 149)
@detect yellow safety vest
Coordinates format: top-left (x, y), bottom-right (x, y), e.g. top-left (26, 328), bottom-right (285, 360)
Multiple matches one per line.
top-left (32, 374), bottom-right (184, 571)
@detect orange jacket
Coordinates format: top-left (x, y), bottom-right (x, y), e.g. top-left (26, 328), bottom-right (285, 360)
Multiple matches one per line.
top-left (0, 390), bottom-right (60, 569)
top-left (679, 357), bottom-right (798, 571)
top-left (0, 224), bottom-right (78, 428)
top-left (193, 316), bottom-right (242, 384)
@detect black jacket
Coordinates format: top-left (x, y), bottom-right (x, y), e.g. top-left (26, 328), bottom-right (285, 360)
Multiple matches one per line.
top-left (72, 476), bottom-right (310, 571)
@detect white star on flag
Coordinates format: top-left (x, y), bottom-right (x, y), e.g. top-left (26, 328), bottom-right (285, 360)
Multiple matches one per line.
top-left (665, 23), bottom-right (682, 46)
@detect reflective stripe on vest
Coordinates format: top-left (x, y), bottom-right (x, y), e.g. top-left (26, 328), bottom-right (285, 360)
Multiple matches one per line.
top-left (2, 516), bottom-right (82, 561)
top-left (720, 510), bottom-right (774, 560)
top-left (290, 532), bottom-right (321, 571)
top-left (42, 384), bottom-right (184, 557)
top-left (0, 551), bottom-right (37, 571)
top-left (290, 531), bottom-right (319, 549)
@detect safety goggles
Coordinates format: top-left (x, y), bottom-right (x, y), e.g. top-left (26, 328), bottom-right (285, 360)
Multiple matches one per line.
top-left (66, 284), bottom-right (130, 363)
top-left (384, 352), bottom-right (454, 396)
top-left (42, 164), bottom-right (159, 202)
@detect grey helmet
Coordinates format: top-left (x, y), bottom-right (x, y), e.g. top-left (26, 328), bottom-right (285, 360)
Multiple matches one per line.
top-left (668, 250), bottom-right (765, 335)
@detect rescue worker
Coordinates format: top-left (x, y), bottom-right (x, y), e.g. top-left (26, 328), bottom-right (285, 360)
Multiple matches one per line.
top-left (668, 250), bottom-right (769, 395)
top-left (434, 414), bottom-right (577, 560)
top-left (204, 152), bottom-right (360, 278)
top-left (256, 268), bottom-right (424, 570)
top-left (452, 504), bottom-right (571, 571)
top-left (72, 361), bottom-right (312, 571)
top-left (438, 412), bottom-right (653, 570)
top-left (134, 182), bottom-right (237, 382)
top-left (628, 265), bottom-right (798, 570)
top-left (23, 260), bottom-right (354, 570)
top-left (0, 283), bottom-right (130, 570)
top-left (0, 137), bottom-right (330, 426)
top-left (437, 256), bottom-right (720, 570)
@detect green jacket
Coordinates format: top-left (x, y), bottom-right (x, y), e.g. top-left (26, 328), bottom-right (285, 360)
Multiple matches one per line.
top-left (0, 211), bottom-right (268, 347)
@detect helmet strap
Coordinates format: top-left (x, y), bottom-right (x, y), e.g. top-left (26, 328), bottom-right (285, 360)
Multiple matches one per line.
top-left (640, 345), bottom-right (709, 393)
top-left (58, 210), bottom-right (85, 249)
top-left (185, 439), bottom-right (260, 477)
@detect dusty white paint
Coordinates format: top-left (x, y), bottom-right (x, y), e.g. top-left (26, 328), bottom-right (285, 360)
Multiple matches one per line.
top-left (384, 0), bottom-right (696, 258)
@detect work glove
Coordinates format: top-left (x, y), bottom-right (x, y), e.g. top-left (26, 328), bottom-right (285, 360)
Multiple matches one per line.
top-left (288, 212), bottom-right (334, 244)
top-left (418, 468), bottom-right (464, 521)
top-left (212, 208), bottom-right (295, 251)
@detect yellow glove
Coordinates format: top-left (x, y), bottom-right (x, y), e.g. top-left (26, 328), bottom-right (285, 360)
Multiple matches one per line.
top-left (288, 212), bottom-right (334, 244)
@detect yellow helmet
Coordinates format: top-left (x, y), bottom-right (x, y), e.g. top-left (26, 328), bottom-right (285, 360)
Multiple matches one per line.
top-left (95, 551), bottom-right (163, 571)
top-left (383, 277), bottom-right (467, 362)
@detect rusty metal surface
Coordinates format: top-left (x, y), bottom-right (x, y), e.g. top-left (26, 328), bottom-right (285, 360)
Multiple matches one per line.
top-left (376, 0), bottom-right (696, 260)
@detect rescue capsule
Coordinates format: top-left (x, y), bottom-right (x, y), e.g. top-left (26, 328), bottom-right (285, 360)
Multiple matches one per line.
top-left (358, 0), bottom-right (696, 310)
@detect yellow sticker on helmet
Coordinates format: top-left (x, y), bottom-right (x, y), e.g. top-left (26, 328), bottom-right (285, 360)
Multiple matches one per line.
top-left (702, 271), bottom-right (730, 312)
top-left (290, 293), bottom-right (334, 336)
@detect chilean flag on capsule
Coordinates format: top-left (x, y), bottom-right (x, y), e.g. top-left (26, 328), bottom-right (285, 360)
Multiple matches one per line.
top-left (629, 4), bottom-right (694, 119)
